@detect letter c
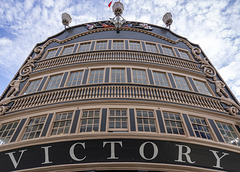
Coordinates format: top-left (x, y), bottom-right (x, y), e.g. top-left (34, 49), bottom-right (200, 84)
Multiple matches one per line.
top-left (69, 142), bottom-right (86, 161)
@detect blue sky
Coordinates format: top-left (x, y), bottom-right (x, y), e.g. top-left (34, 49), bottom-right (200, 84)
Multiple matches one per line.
top-left (0, 0), bottom-right (240, 101)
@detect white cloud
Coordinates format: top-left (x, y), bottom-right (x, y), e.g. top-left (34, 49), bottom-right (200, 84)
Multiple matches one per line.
top-left (0, 0), bottom-right (240, 102)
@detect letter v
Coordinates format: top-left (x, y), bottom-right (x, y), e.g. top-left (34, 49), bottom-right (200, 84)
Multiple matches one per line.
top-left (5, 149), bottom-right (27, 169)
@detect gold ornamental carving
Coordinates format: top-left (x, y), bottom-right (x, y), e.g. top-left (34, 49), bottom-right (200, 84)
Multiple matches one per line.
top-left (0, 97), bottom-right (11, 115)
top-left (3, 23), bottom-right (239, 116)
top-left (176, 39), bottom-right (240, 116)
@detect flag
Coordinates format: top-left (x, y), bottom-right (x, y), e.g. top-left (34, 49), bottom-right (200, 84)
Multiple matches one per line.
top-left (108, 0), bottom-right (113, 7)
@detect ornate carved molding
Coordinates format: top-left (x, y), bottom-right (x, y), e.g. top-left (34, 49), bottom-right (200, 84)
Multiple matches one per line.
top-left (20, 56), bottom-right (35, 77)
top-left (176, 39), bottom-right (240, 115)
top-left (32, 25), bottom-right (178, 63)
top-left (5, 23), bottom-right (238, 116)
top-left (35, 51), bottom-right (201, 73)
top-left (86, 21), bottom-right (153, 31)
top-left (6, 76), bottom-right (27, 98)
top-left (226, 106), bottom-right (239, 116)
top-left (0, 97), bottom-right (12, 115)
top-left (6, 57), bottom-right (34, 98)
top-left (221, 97), bottom-right (240, 116)
top-left (10, 85), bottom-right (225, 113)
top-left (1, 56), bottom-right (35, 115)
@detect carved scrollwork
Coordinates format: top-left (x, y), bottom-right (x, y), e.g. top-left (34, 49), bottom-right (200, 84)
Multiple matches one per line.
top-left (203, 66), bottom-right (216, 78)
top-left (19, 57), bottom-right (35, 77)
top-left (33, 46), bottom-right (45, 60)
top-left (176, 39), bottom-right (202, 61)
top-left (192, 47), bottom-right (201, 56)
top-left (20, 66), bottom-right (32, 77)
top-left (226, 106), bottom-right (239, 116)
top-left (197, 58), bottom-right (217, 78)
top-left (221, 97), bottom-right (240, 116)
top-left (34, 46), bottom-right (43, 53)
top-left (0, 106), bottom-right (9, 116)
top-left (0, 97), bottom-right (12, 115)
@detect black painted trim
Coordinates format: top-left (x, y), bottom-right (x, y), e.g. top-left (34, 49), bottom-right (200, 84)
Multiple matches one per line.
top-left (55, 47), bottom-right (62, 56)
top-left (156, 110), bottom-right (165, 133)
top-left (174, 48), bottom-right (181, 57)
top-left (188, 77), bottom-right (198, 92)
top-left (41, 113), bottom-right (53, 137)
top-left (168, 73), bottom-right (176, 88)
top-left (90, 41), bottom-right (95, 51)
top-left (127, 68), bottom-right (132, 83)
top-left (70, 110), bottom-right (80, 133)
top-left (125, 40), bottom-right (129, 49)
top-left (108, 40), bottom-right (112, 50)
top-left (147, 69), bottom-right (154, 85)
top-left (105, 68), bottom-right (110, 83)
top-left (37, 76), bottom-right (48, 91)
top-left (129, 109), bottom-right (136, 131)
top-left (60, 72), bottom-right (69, 88)
top-left (73, 43), bottom-right (79, 53)
top-left (157, 44), bottom-right (163, 54)
top-left (101, 108), bottom-right (107, 132)
top-left (182, 114), bottom-right (195, 137)
top-left (235, 125), bottom-right (240, 134)
top-left (82, 69), bottom-right (89, 84)
top-left (208, 119), bottom-right (224, 142)
top-left (10, 118), bottom-right (27, 142)
top-left (141, 42), bottom-right (146, 51)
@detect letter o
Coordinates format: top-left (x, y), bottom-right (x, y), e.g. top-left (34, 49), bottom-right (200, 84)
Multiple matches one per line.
top-left (139, 141), bottom-right (158, 160)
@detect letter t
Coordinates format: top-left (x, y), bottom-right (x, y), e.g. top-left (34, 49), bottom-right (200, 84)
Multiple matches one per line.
top-left (103, 141), bottom-right (123, 159)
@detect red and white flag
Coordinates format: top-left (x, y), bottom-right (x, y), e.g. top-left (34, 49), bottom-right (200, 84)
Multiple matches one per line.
top-left (108, 0), bottom-right (113, 7)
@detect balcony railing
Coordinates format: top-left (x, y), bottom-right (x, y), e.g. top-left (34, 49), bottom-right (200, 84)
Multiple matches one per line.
top-left (35, 51), bottom-right (201, 73)
top-left (9, 84), bottom-right (224, 113)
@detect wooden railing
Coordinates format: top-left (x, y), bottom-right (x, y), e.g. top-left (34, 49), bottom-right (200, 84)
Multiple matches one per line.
top-left (35, 51), bottom-right (201, 73)
top-left (10, 84), bottom-right (224, 112)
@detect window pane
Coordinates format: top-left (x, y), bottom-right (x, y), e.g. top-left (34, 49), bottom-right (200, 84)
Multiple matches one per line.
top-left (78, 42), bottom-right (90, 52)
top-left (162, 46), bottom-right (174, 56)
top-left (146, 43), bottom-right (158, 53)
top-left (45, 74), bottom-right (63, 90)
top-left (132, 69), bottom-right (148, 84)
top-left (22, 116), bottom-right (46, 140)
top-left (95, 41), bottom-right (107, 50)
top-left (163, 112), bottom-right (185, 135)
top-left (51, 112), bottom-right (73, 136)
top-left (108, 110), bottom-right (128, 131)
top-left (67, 71), bottom-right (83, 86)
top-left (111, 69), bottom-right (125, 83)
top-left (190, 116), bottom-right (212, 140)
top-left (194, 80), bottom-right (212, 95)
top-left (0, 121), bottom-right (19, 145)
top-left (179, 50), bottom-right (190, 59)
top-left (80, 110), bottom-right (100, 132)
top-left (153, 72), bottom-right (169, 87)
top-left (61, 45), bottom-right (74, 55)
top-left (89, 69), bottom-right (104, 84)
top-left (113, 40), bottom-right (124, 50)
top-left (129, 41), bottom-right (141, 51)
top-left (136, 110), bottom-right (156, 132)
top-left (45, 49), bottom-right (57, 59)
top-left (24, 79), bottom-right (41, 94)
top-left (174, 75), bottom-right (190, 91)
top-left (216, 122), bottom-right (240, 146)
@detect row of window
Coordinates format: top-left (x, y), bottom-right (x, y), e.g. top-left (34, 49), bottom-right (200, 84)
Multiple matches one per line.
top-left (23, 68), bottom-right (213, 96)
top-left (0, 108), bottom-right (239, 147)
top-left (43, 39), bottom-right (192, 60)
